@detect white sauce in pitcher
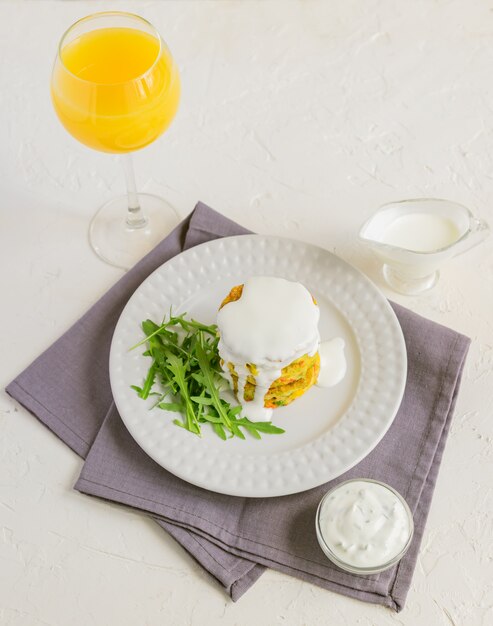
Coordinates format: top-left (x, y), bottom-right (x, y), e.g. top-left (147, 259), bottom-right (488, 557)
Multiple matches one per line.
top-left (380, 212), bottom-right (461, 252)
top-left (318, 480), bottom-right (412, 569)
top-left (217, 276), bottom-right (320, 422)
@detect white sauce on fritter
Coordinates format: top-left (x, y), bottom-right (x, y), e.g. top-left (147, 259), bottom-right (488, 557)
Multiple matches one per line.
top-left (317, 338), bottom-right (347, 387)
top-left (217, 276), bottom-right (320, 422)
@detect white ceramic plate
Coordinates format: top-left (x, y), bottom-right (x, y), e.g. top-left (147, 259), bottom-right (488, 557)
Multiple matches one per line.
top-left (110, 235), bottom-right (407, 497)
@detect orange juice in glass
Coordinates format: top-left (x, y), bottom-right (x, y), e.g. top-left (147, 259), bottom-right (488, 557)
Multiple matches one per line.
top-left (51, 12), bottom-right (181, 268)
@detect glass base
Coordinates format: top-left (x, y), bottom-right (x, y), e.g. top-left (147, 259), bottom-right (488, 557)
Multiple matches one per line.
top-left (382, 264), bottom-right (439, 295)
top-left (89, 194), bottom-right (180, 270)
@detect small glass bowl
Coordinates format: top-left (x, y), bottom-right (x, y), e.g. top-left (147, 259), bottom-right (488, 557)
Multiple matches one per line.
top-left (315, 478), bottom-right (414, 575)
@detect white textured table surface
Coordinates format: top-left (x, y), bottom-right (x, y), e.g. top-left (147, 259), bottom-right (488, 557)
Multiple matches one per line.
top-left (1, 1), bottom-right (492, 625)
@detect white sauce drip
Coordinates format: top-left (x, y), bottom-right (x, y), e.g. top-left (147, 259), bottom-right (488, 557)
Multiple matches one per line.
top-left (317, 338), bottom-right (346, 387)
top-left (217, 276), bottom-right (320, 422)
top-left (379, 212), bottom-right (462, 252)
top-left (319, 481), bottom-right (412, 569)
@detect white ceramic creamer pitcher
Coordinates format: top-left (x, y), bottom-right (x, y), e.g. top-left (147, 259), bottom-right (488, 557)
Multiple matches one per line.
top-left (359, 198), bottom-right (489, 295)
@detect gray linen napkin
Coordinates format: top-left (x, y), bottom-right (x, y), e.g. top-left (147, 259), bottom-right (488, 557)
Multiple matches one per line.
top-left (6, 202), bottom-right (470, 610)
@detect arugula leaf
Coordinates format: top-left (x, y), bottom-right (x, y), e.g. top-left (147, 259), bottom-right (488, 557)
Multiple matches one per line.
top-left (212, 423), bottom-right (227, 440)
top-left (166, 352), bottom-right (200, 435)
top-left (130, 313), bottom-right (287, 441)
top-left (194, 336), bottom-right (233, 431)
top-left (158, 402), bottom-right (185, 412)
top-left (140, 363), bottom-right (157, 399)
top-left (190, 396), bottom-right (214, 405)
top-left (235, 419), bottom-right (286, 434)
top-left (243, 425), bottom-right (262, 440)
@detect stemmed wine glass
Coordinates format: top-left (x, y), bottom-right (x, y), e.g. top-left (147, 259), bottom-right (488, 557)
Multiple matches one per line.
top-left (51, 12), bottom-right (181, 269)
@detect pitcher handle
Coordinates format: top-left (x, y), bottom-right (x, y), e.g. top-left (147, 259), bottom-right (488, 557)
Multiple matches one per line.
top-left (453, 216), bottom-right (490, 258)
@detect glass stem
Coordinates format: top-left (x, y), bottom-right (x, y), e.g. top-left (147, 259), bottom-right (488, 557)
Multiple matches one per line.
top-left (122, 153), bottom-right (147, 229)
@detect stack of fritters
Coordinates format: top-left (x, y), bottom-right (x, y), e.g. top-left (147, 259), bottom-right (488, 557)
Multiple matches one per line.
top-left (219, 284), bottom-right (320, 408)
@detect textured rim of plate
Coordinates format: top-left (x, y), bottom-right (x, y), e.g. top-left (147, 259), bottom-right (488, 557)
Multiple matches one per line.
top-left (109, 235), bottom-right (407, 497)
